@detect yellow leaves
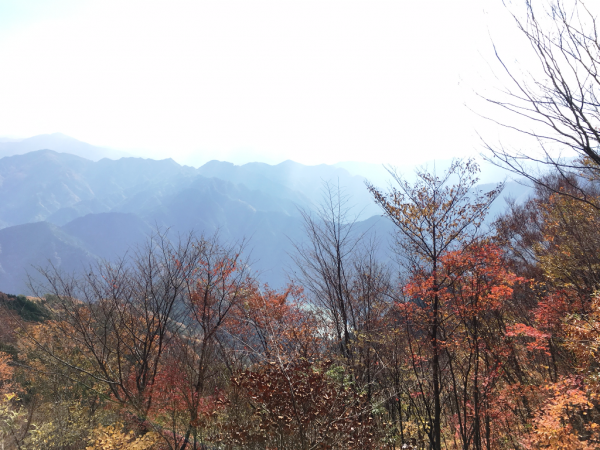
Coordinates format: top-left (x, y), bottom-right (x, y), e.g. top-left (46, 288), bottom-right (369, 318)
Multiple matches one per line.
top-left (0, 393), bottom-right (30, 450)
top-left (563, 292), bottom-right (600, 377)
top-left (86, 424), bottom-right (160, 450)
top-left (367, 158), bottom-right (502, 263)
top-left (535, 190), bottom-right (600, 293)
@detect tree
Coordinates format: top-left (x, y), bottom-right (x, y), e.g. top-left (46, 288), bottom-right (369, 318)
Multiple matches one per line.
top-left (227, 283), bottom-right (320, 362)
top-left (28, 231), bottom-right (252, 449)
top-left (406, 242), bottom-right (524, 450)
top-left (367, 159), bottom-right (502, 450)
top-left (495, 172), bottom-right (600, 306)
top-left (292, 181), bottom-right (391, 395)
top-left (141, 234), bottom-right (253, 449)
top-left (493, 174), bottom-right (600, 448)
top-left (226, 359), bottom-right (377, 450)
top-left (484, 0), bottom-right (600, 206)
top-left (519, 290), bottom-right (600, 448)
top-left (86, 423), bottom-right (160, 450)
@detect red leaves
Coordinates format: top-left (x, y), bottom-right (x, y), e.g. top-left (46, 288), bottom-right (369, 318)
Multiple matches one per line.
top-left (402, 242), bottom-right (524, 332)
top-left (400, 242), bottom-right (527, 448)
top-left (506, 323), bottom-right (551, 354)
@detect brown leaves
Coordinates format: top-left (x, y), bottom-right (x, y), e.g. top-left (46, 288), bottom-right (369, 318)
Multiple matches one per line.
top-left (224, 359), bottom-right (377, 449)
top-left (564, 293), bottom-right (600, 374)
top-left (0, 352), bottom-right (14, 395)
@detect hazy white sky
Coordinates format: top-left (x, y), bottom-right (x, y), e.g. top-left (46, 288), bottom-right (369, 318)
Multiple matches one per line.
top-left (0, 0), bottom-right (529, 166)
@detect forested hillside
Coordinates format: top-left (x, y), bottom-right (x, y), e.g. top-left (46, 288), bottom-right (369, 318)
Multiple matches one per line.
top-left (0, 152), bottom-right (598, 449)
top-left (2, 0), bottom-right (600, 447)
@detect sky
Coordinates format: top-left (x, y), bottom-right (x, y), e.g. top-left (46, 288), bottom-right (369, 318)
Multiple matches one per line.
top-left (0, 0), bottom-right (536, 167)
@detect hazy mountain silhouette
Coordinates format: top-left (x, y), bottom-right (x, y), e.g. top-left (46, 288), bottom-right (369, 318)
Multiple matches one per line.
top-left (197, 160), bottom-right (381, 218)
top-left (0, 221), bottom-right (97, 295)
top-left (0, 138), bottom-right (527, 295)
top-left (0, 148), bottom-right (395, 293)
top-left (0, 150), bottom-right (197, 228)
top-left (0, 150), bottom-right (380, 229)
top-left (0, 133), bottom-right (131, 161)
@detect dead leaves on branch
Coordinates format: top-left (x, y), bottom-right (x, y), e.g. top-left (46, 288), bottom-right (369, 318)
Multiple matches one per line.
top-left (225, 359), bottom-right (378, 450)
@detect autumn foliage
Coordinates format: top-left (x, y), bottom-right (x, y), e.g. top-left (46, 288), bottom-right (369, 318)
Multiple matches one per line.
top-left (2, 159), bottom-right (600, 449)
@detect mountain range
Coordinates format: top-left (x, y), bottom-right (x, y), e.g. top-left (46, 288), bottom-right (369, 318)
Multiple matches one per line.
top-left (0, 133), bottom-right (131, 161)
top-left (0, 134), bottom-right (529, 295)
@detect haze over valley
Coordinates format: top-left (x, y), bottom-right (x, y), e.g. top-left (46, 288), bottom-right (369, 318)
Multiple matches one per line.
top-left (0, 133), bottom-right (524, 295)
top-left (4, 1), bottom-right (600, 447)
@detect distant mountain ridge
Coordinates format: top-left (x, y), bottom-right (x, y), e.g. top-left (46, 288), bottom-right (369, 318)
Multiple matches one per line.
top-left (0, 135), bottom-right (529, 296)
top-left (0, 133), bottom-right (131, 161)
top-left (0, 149), bottom-right (380, 229)
top-left (0, 148), bottom-right (391, 294)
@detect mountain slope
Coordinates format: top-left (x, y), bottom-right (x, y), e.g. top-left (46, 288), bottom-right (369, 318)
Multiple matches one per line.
top-left (0, 152), bottom-right (382, 229)
top-left (0, 145), bottom-right (533, 295)
top-left (0, 133), bottom-right (130, 161)
top-left (62, 212), bottom-right (152, 260)
top-left (0, 221), bottom-right (97, 295)
top-left (0, 150), bottom-right (95, 228)
top-left (198, 159), bottom-right (381, 218)
top-left (0, 151), bottom-right (197, 228)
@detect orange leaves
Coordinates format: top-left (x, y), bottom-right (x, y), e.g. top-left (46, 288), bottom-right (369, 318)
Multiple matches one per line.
top-left (188, 254), bottom-right (243, 309)
top-left (367, 158), bottom-right (503, 262)
top-left (228, 283), bottom-right (320, 360)
top-left (186, 245), bottom-right (254, 341)
top-left (506, 323), bottom-right (551, 354)
top-left (524, 377), bottom-right (600, 449)
top-left (86, 424), bottom-right (160, 450)
top-left (240, 284), bottom-right (302, 326)
top-left (562, 292), bottom-right (600, 384)
top-left (400, 242), bottom-right (526, 448)
top-left (534, 290), bottom-right (570, 332)
top-left (146, 336), bottom-right (227, 423)
top-left (534, 188), bottom-right (600, 298)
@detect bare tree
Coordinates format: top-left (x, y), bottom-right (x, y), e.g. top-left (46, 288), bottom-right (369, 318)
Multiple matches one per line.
top-left (291, 181), bottom-right (391, 380)
top-left (28, 230), bottom-right (251, 450)
top-left (483, 0), bottom-right (600, 206)
top-left (30, 231), bottom-right (199, 416)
